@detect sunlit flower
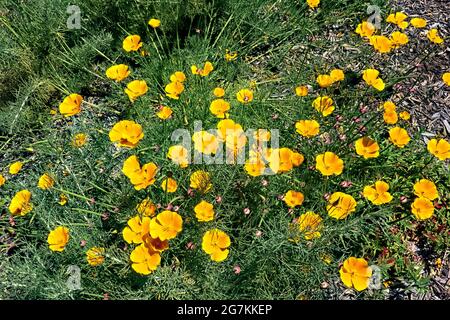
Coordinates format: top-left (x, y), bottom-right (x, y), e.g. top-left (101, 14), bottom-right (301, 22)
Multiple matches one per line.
top-left (307, 0), bottom-right (320, 9)
top-left (156, 106), bottom-right (173, 120)
top-left (86, 247), bottom-right (105, 266)
top-left (150, 210), bottom-right (183, 241)
top-left (390, 31), bottom-right (409, 48)
top-left (315, 152), bottom-right (344, 176)
top-left (165, 80), bottom-right (185, 100)
top-left (369, 35), bottom-right (392, 53)
top-left (389, 127), bottom-right (410, 148)
top-left (330, 69), bottom-right (345, 82)
top-left (123, 35), bottom-right (143, 52)
top-left (284, 190), bottom-right (304, 208)
top-left (293, 212), bottom-right (323, 240)
top-left (125, 80), bottom-right (148, 102)
top-left (0, 174), bottom-right (5, 187)
top-left (109, 120), bottom-right (144, 148)
top-left (59, 93), bottom-right (83, 117)
top-left (106, 64), bottom-right (130, 82)
top-left (73, 133), bottom-right (87, 147)
top-left (386, 12), bottom-right (409, 29)
top-left (213, 87), bottom-right (225, 97)
top-left (192, 131), bottom-right (219, 155)
top-left (210, 99), bottom-right (230, 118)
top-left (122, 215), bottom-right (151, 244)
top-left (59, 194), bottom-right (68, 206)
top-left (327, 192), bottom-right (357, 219)
top-left (167, 145), bottom-right (190, 168)
top-left (9, 161), bottom-right (23, 175)
top-left (383, 110), bottom-right (398, 124)
top-left (355, 137), bottom-right (380, 159)
top-left (312, 96), bottom-right (334, 116)
top-left (363, 181), bottom-right (393, 205)
top-left (130, 244), bottom-right (161, 275)
top-left (443, 72), bottom-right (450, 86)
top-left (9, 189), bottom-right (33, 216)
top-left (148, 18), bottom-right (161, 28)
top-left (122, 155), bottom-right (158, 190)
top-left (143, 236), bottom-right (169, 253)
top-left (414, 179), bottom-right (438, 200)
top-left (355, 21), bottom-right (375, 38)
top-left (244, 158), bottom-right (267, 177)
top-left (295, 85), bottom-right (309, 97)
top-left (190, 170), bottom-right (213, 193)
top-left (410, 17), bottom-right (427, 28)
top-left (169, 71), bottom-right (186, 83)
top-left (340, 257), bottom-right (372, 291)
top-left (268, 148), bottom-right (304, 174)
top-left (427, 138), bottom-right (450, 160)
top-left (427, 29), bottom-right (444, 44)
top-left (191, 61), bottom-right (214, 76)
top-left (161, 177), bottom-right (178, 193)
top-left (47, 226), bottom-right (70, 252)
top-left (317, 74), bottom-right (334, 88)
top-left (363, 69), bottom-right (385, 91)
top-left (194, 200), bottom-right (215, 222)
top-left (399, 111), bottom-right (410, 121)
top-left (38, 173), bottom-right (54, 190)
top-left (383, 101), bottom-right (396, 112)
top-left (136, 198), bottom-right (157, 216)
top-left (295, 120), bottom-right (320, 138)
top-left (202, 229), bottom-right (231, 262)
top-left (411, 197), bottom-right (434, 220)
top-left (236, 89), bottom-right (254, 104)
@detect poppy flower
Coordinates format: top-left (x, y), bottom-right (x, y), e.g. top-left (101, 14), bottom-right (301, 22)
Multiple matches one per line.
top-left (284, 190), bottom-right (304, 208)
top-left (316, 75), bottom-right (334, 88)
top-left (236, 89), bottom-right (254, 104)
top-left (410, 17), bottom-right (427, 28)
top-left (414, 179), bottom-right (438, 200)
top-left (295, 85), bottom-right (308, 97)
top-left (122, 215), bottom-right (151, 244)
top-left (384, 110), bottom-right (398, 124)
top-left (307, 0), bottom-right (320, 9)
top-left (143, 236), bottom-right (169, 253)
top-left (312, 96), bottom-right (334, 116)
top-left (295, 212), bottom-right (323, 240)
top-left (355, 21), bottom-right (375, 38)
top-left (202, 229), bottom-right (231, 262)
top-left (210, 99), bottom-right (230, 118)
top-left (190, 170), bottom-right (213, 193)
top-left (86, 247), bottom-right (105, 266)
top-left (253, 129), bottom-right (271, 142)
top-left (73, 133), bottom-right (87, 147)
top-left (399, 111), bottom-right (410, 121)
top-left (9, 189), bottom-right (33, 216)
top-left (315, 152), bottom-right (344, 176)
top-left (443, 72), bottom-right (450, 86)
top-left (156, 106), bottom-right (173, 120)
top-left (355, 137), bottom-right (380, 159)
top-left (123, 35), bottom-right (143, 52)
top-left (369, 36), bottom-right (392, 53)
top-left (427, 138), bottom-right (450, 160)
top-left (165, 81), bottom-right (185, 100)
top-left (195, 200), bottom-right (215, 222)
top-left (148, 18), bottom-right (161, 28)
top-left (191, 61), bottom-right (214, 76)
top-left (363, 69), bottom-right (385, 91)
top-left (295, 120), bottom-right (320, 138)
top-left (0, 174), bottom-right (5, 187)
top-left (217, 119), bottom-right (244, 141)
top-left (124, 80), bottom-right (148, 102)
top-left (340, 257), bottom-right (372, 291)
top-left (59, 194), bottom-right (68, 206)
top-left (390, 31), bottom-right (409, 48)
top-left (427, 29), bottom-right (444, 44)
top-left (136, 198), bottom-right (156, 217)
top-left (224, 128), bottom-right (247, 157)
top-left (389, 127), bottom-right (410, 148)
top-left (9, 161), bottom-right (23, 175)
top-left (363, 181), bottom-right (393, 205)
top-left (47, 226), bottom-right (70, 252)
top-left (383, 101), bottom-right (396, 112)
top-left (169, 71), bottom-right (186, 83)
top-left (130, 244), bottom-right (161, 275)
top-left (411, 197), bottom-right (434, 220)
top-left (386, 12), bottom-right (409, 29)
top-left (150, 210), bottom-right (183, 241)
top-left (192, 131), bottom-right (219, 155)
top-left (244, 158), bottom-right (267, 177)
top-left (225, 49), bottom-right (238, 62)
top-left (213, 87), bottom-right (225, 97)
top-left (109, 120), bottom-right (144, 148)
top-left (122, 155), bottom-right (158, 190)
top-left (327, 192), bottom-right (357, 219)
top-left (105, 64), bottom-right (130, 82)
top-left (268, 148), bottom-right (304, 174)
top-left (38, 173), bottom-right (54, 190)
top-left (330, 69), bottom-right (345, 82)
top-left (161, 177), bottom-right (178, 193)
top-left (59, 93), bottom-right (83, 117)
top-left (167, 145), bottom-right (190, 168)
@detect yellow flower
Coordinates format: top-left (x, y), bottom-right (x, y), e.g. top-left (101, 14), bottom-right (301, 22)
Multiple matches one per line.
top-left (390, 31), bottom-right (409, 48)
top-left (47, 226), bottom-right (70, 252)
top-left (194, 200), bottom-right (215, 222)
top-left (312, 96), bottom-right (334, 116)
top-left (327, 192), bottom-right (357, 219)
top-left (156, 106), bottom-right (173, 120)
top-left (192, 131), bottom-right (219, 155)
top-left (268, 148), bottom-right (304, 174)
top-left (169, 71), bottom-right (186, 83)
top-left (355, 21), bottom-right (375, 38)
top-left (0, 174), bottom-right (6, 187)
top-left (213, 87), bottom-right (225, 97)
top-left (225, 49), bottom-right (238, 62)
top-left (124, 80), bottom-right (148, 102)
top-left (383, 101), bottom-right (396, 112)
top-left (9, 189), bottom-right (33, 216)
top-left (295, 85), bottom-right (309, 97)
top-left (136, 198), bottom-right (156, 217)
top-left (295, 120), bottom-right (320, 138)
top-left (389, 127), bottom-right (410, 148)
top-left (72, 133), bottom-right (87, 147)
top-left (9, 161), bottom-right (23, 175)
top-left (161, 177), bottom-right (178, 193)
top-left (167, 145), bottom-right (190, 168)
top-left (217, 119), bottom-right (243, 141)
top-left (143, 236), bottom-right (169, 253)
top-left (210, 99), bottom-right (230, 118)
top-left (410, 17), bottom-right (427, 28)
top-left (330, 69), bottom-right (345, 82)
top-left (296, 212), bottom-right (322, 240)
top-left (123, 216), bottom-right (151, 244)
top-left (414, 179), bottom-right (438, 200)
top-left (411, 197), bottom-right (434, 220)
top-left (236, 89), bottom-right (254, 104)
top-left (383, 110), bottom-right (398, 124)
top-left (369, 35), bottom-right (392, 53)
top-left (399, 111), bottom-right (410, 120)
top-left (86, 247), bottom-right (105, 266)
top-left (38, 173), bottom-right (54, 190)
top-left (191, 61), bottom-right (214, 76)
top-left (386, 12), bottom-right (409, 29)
top-left (363, 181), bottom-right (393, 205)
top-left (306, 0), bottom-right (320, 9)
top-left (442, 72), bottom-right (450, 86)
top-left (427, 138), bottom-right (450, 160)
top-left (244, 158), bottom-right (266, 177)
top-left (148, 18), bottom-right (161, 28)
top-left (105, 64), bottom-right (130, 82)
top-left (284, 190), bottom-right (304, 208)
top-left (340, 257), bottom-right (372, 291)
top-left (315, 152), bottom-right (344, 176)
top-left (165, 81), bottom-right (185, 100)
top-left (190, 170), bottom-right (213, 193)
top-left (202, 229), bottom-right (231, 262)
top-left (427, 29), bottom-right (444, 44)
top-left (122, 155), bottom-right (158, 190)
top-left (109, 120), bottom-right (144, 148)
top-left (355, 137), bottom-right (380, 159)
top-left (130, 244), bottom-right (161, 275)
top-left (150, 210), bottom-right (183, 241)
top-left (363, 69), bottom-right (385, 91)
top-left (123, 35), bottom-right (143, 52)
top-left (316, 74), bottom-right (334, 88)
top-left (58, 194), bottom-right (68, 206)
top-left (59, 93), bottom-right (83, 117)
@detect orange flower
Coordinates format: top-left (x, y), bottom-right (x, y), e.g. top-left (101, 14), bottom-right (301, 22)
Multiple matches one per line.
top-left (161, 177), bottom-right (178, 193)
top-left (244, 158), bottom-right (266, 177)
top-left (363, 181), bottom-right (393, 205)
top-left (190, 170), bottom-right (212, 193)
top-left (125, 80), bottom-right (148, 102)
top-left (312, 96), bottom-right (334, 116)
top-left (327, 192), bottom-right (356, 219)
top-left (399, 111), bottom-right (410, 121)
top-left (355, 21), bottom-right (375, 38)
top-left (340, 257), bottom-right (372, 291)
top-left (389, 127), bottom-right (410, 148)
top-left (38, 173), bottom-right (55, 190)
top-left (167, 145), bottom-right (190, 168)
top-left (106, 64), bottom-right (130, 82)
top-left (411, 197), bottom-right (434, 220)
top-left (192, 131), bottom-right (219, 155)
top-left (369, 35), bottom-right (392, 53)
top-left (295, 120), bottom-right (320, 138)
top-left (194, 200), bottom-right (215, 222)
top-left (130, 244), bottom-right (161, 275)
top-left (122, 215), bottom-right (151, 244)
top-left (284, 190), bottom-right (304, 208)
top-left (210, 99), bottom-right (230, 118)
top-left (363, 69), bottom-right (385, 91)
top-left (109, 120), bottom-right (144, 148)
top-left (383, 102), bottom-right (398, 124)
top-left (236, 89), bottom-right (254, 104)
top-left (122, 155), bottom-right (158, 190)
top-left (355, 137), bottom-right (380, 159)
top-left (123, 35), bottom-right (143, 52)
top-left (156, 106), bottom-right (173, 120)
top-left (413, 179), bottom-right (438, 200)
top-left (202, 229), bottom-right (231, 262)
top-left (315, 152), bottom-right (344, 176)
top-left (427, 138), bottom-right (450, 160)
top-left (191, 61), bottom-right (214, 76)
top-left (165, 81), bottom-right (185, 100)
top-left (86, 247), bottom-right (105, 266)
top-left (268, 148), bottom-right (303, 174)
top-left (294, 212), bottom-right (322, 240)
top-left (59, 93), bottom-right (83, 117)
top-left (136, 198), bottom-right (157, 217)
top-left (47, 226), bottom-right (70, 252)
top-left (150, 210), bottom-right (183, 241)
top-left (169, 71), bottom-right (186, 83)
